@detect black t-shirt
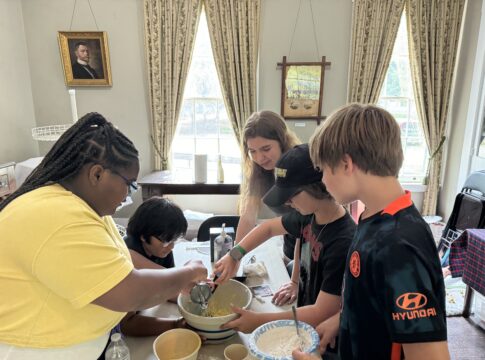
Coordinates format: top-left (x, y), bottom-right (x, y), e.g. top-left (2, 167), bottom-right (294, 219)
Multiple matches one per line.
top-left (282, 210), bottom-right (355, 305)
top-left (339, 192), bottom-right (447, 360)
top-left (124, 234), bottom-right (175, 269)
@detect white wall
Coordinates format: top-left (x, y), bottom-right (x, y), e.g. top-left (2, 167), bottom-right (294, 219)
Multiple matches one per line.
top-left (0, 0), bottom-right (38, 164)
top-left (19, 0), bottom-right (152, 217)
top-left (259, 0), bottom-right (353, 142)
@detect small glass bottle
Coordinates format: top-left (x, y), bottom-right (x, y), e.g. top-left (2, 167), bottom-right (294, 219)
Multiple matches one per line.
top-left (217, 223), bottom-right (233, 259)
top-left (217, 154), bottom-right (224, 183)
top-left (105, 333), bottom-right (131, 360)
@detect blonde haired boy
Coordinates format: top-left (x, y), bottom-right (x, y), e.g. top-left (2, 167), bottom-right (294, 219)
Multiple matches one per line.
top-left (295, 104), bottom-right (449, 360)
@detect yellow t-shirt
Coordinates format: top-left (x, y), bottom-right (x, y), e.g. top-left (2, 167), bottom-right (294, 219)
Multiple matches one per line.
top-left (0, 184), bottom-right (134, 348)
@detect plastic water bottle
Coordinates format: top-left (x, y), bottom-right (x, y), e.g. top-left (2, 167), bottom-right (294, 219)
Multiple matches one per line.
top-left (105, 333), bottom-right (131, 360)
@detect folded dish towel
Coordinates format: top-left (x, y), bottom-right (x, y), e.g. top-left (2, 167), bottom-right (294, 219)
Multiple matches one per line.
top-left (243, 261), bottom-right (268, 277)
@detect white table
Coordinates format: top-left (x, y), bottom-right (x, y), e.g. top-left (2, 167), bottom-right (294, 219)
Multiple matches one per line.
top-left (126, 237), bottom-right (291, 359)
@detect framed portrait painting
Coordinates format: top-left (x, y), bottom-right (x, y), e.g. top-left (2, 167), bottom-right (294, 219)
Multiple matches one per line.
top-left (58, 31), bottom-right (112, 86)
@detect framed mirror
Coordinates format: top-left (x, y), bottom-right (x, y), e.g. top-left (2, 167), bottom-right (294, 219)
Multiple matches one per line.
top-left (278, 56), bottom-right (331, 124)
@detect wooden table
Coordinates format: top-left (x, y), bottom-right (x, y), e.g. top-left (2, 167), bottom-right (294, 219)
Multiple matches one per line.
top-left (138, 171), bottom-right (240, 201)
top-left (126, 237), bottom-right (291, 359)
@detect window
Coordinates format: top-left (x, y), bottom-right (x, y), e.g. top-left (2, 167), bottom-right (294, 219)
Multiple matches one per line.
top-left (171, 10), bottom-right (241, 183)
top-left (378, 14), bottom-right (428, 183)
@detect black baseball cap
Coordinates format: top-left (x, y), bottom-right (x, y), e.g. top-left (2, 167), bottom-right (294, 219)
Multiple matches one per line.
top-left (262, 144), bottom-right (323, 208)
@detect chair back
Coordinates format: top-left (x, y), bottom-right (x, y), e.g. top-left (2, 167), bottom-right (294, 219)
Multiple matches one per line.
top-left (438, 170), bottom-right (485, 265)
top-left (196, 215), bottom-right (240, 242)
top-left (463, 170), bottom-right (485, 195)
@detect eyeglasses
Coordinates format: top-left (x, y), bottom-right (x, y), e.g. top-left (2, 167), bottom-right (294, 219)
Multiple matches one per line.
top-left (108, 168), bottom-right (138, 196)
top-left (154, 235), bottom-right (176, 248)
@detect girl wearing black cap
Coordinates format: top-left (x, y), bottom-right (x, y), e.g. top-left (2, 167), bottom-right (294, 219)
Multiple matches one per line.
top-left (215, 145), bottom-right (355, 343)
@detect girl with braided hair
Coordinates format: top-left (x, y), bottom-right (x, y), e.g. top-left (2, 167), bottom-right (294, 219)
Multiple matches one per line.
top-left (0, 113), bottom-right (207, 359)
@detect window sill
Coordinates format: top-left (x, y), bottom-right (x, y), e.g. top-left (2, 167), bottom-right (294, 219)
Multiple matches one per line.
top-left (402, 183), bottom-right (427, 193)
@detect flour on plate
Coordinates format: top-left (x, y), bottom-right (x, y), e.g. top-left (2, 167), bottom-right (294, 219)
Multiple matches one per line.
top-left (257, 326), bottom-right (310, 357)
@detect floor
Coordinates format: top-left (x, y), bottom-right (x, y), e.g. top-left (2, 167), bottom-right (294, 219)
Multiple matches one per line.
top-left (447, 315), bottom-right (485, 359)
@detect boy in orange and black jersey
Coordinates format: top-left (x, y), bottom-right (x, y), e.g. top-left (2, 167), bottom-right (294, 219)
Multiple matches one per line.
top-left (338, 192), bottom-right (446, 359)
top-left (297, 104), bottom-right (449, 360)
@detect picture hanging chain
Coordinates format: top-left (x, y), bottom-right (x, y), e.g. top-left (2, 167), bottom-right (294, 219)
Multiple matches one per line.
top-left (287, 0), bottom-right (320, 61)
top-left (288, 0), bottom-right (302, 60)
top-left (69, 0), bottom-right (77, 30)
top-left (69, 0), bottom-right (100, 31)
top-left (309, 0), bottom-right (320, 60)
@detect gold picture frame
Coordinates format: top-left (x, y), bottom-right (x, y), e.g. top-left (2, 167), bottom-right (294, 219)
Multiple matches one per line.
top-left (58, 31), bottom-right (112, 86)
top-left (278, 56), bottom-right (331, 124)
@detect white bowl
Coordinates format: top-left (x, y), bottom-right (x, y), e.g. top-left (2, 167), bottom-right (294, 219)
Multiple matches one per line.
top-left (178, 279), bottom-right (253, 342)
top-left (153, 328), bottom-right (201, 360)
top-left (249, 320), bottom-right (320, 360)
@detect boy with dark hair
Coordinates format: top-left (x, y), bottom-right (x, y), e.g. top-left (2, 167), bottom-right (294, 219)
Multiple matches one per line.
top-left (297, 104), bottom-right (449, 360)
top-left (125, 196), bottom-right (187, 269)
top-left (215, 144), bottom-right (355, 337)
top-left (120, 196), bottom-right (188, 336)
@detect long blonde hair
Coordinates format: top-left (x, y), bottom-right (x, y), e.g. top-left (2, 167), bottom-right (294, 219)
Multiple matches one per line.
top-left (240, 111), bottom-right (300, 213)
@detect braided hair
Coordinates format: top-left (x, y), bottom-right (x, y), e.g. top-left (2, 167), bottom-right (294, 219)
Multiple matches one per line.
top-left (0, 112), bottom-right (139, 211)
